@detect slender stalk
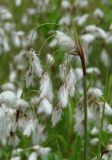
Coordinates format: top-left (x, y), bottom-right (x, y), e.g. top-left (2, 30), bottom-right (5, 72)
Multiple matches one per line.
top-left (97, 62), bottom-right (109, 160)
top-left (56, 137), bottom-right (63, 160)
top-left (76, 38), bottom-right (87, 160)
top-left (83, 75), bottom-right (87, 160)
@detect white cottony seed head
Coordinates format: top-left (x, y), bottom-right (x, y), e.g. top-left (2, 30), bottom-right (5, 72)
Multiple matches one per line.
top-left (66, 68), bottom-right (76, 97)
top-left (11, 157), bottom-right (21, 160)
top-left (29, 48), bottom-right (43, 77)
top-left (0, 90), bottom-right (17, 106)
top-left (51, 106), bottom-right (62, 127)
top-left (58, 83), bottom-right (68, 108)
top-left (86, 67), bottom-right (100, 75)
top-left (40, 72), bottom-right (53, 101)
top-left (25, 67), bottom-right (34, 88)
top-left (59, 63), bottom-right (67, 81)
top-left (61, 0), bottom-right (71, 10)
top-left (46, 53), bottom-right (54, 65)
top-left (28, 152), bottom-right (37, 160)
top-left (38, 98), bottom-right (52, 115)
top-left (107, 145), bottom-right (112, 151)
top-left (56, 31), bottom-right (74, 50)
top-left (23, 119), bottom-right (36, 137)
top-left (88, 88), bottom-right (103, 98)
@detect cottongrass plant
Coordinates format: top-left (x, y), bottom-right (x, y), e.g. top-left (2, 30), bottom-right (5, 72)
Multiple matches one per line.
top-left (27, 24), bottom-right (111, 159)
top-left (55, 30), bottom-right (88, 159)
top-left (25, 24), bottom-right (88, 159)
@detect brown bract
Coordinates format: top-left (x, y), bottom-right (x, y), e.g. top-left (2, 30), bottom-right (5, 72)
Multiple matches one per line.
top-left (75, 38), bottom-right (86, 76)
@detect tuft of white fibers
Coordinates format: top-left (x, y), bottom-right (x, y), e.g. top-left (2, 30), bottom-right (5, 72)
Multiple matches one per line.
top-left (29, 48), bottom-right (43, 77)
top-left (38, 98), bottom-right (52, 115)
top-left (23, 119), bottom-right (36, 137)
top-left (0, 90), bottom-right (17, 106)
top-left (32, 145), bottom-right (40, 150)
top-left (84, 25), bottom-right (107, 39)
top-left (100, 154), bottom-right (108, 160)
top-left (38, 147), bottom-right (51, 156)
top-left (104, 103), bottom-right (112, 116)
top-left (0, 106), bottom-right (10, 140)
top-left (58, 83), bottom-right (68, 108)
top-left (11, 157), bottom-right (21, 160)
top-left (106, 33), bottom-right (112, 44)
top-left (59, 15), bottom-right (71, 26)
top-left (96, 27), bottom-right (107, 39)
top-left (66, 68), bottom-right (76, 97)
top-left (107, 124), bottom-right (112, 134)
top-left (2, 82), bottom-right (15, 92)
top-left (88, 105), bottom-right (101, 129)
top-left (28, 30), bottom-right (38, 43)
top-left (49, 38), bottom-right (57, 48)
top-left (30, 96), bottom-right (40, 105)
top-left (46, 53), bottom-right (54, 65)
top-left (56, 31), bottom-right (74, 50)
top-left (69, 85), bottom-right (76, 97)
top-left (93, 8), bottom-right (104, 19)
top-left (16, 88), bottom-right (23, 99)
top-left (90, 127), bottom-right (99, 136)
top-left (32, 145), bottom-right (51, 157)
top-left (109, 23), bottom-right (112, 31)
top-left (74, 68), bottom-right (83, 81)
top-left (107, 145), bottom-right (112, 151)
top-left (87, 91), bottom-right (103, 126)
top-left (74, 105), bottom-right (84, 136)
top-left (75, 0), bottom-right (88, 8)
top-left (87, 107), bottom-right (96, 122)
top-left (15, 99), bottom-right (29, 109)
top-left (25, 67), bottom-right (34, 88)
top-left (51, 106), bottom-right (62, 127)
top-left (28, 152), bottom-right (38, 160)
top-left (84, 25), bottom-right (99, 32)
top-left (12, 148), bottom-right (23, 155)
top-left (86, 67), bottom-right (100, 75)
top-left (90, 138), bottom-right (98, 146)
top-left (74, 90), bottom-right (104, 136)
top-left (101, 49), bottom-right (109, 66)
top-left (88, 88), bottom-right (103, 97)
top-left (2, 37), bottom-right (10, 52)
top-left (27, 8), bottom-right (36, 16)
top-left (0, 106), bottom-right (16, 141)
top-left (59, 63), bottom-right (67, 81)
top-left (8, 135), bottom-right (20, 146)
top-left (40, 72), bottom-right (53, 101)
top-left (81, 33), bottom-right (95, 44)
top-left (61, 0), bottom-right (71, 10)
top-left (32, 124), bottom-right (46, 144)
top-left (9, 70), bottom-right (17, 82)
top-left (64, 53), bottom-right (75, 64)
top-left (1, 8), bottom-right (12, 20)
top-left (74, 14), bottom-right (89, 26)
top-left (4, 22), bottom-right (12, 32)
top-left (12, 31), bottom-right (21, 47)
top-left (15, 0), bottom-right (22, 7)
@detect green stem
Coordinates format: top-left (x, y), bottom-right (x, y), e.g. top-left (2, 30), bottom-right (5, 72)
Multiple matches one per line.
top-left (83, 75), bottom-right (87, 160)
top-left (97, 64), bottom-right (109, 160)
top-left (56, 137), bottom-right (63, 160)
